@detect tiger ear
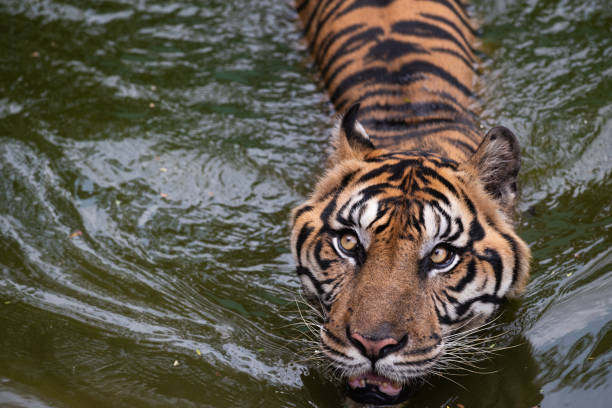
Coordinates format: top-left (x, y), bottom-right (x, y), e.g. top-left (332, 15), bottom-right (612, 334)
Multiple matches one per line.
top-left (467, 126), bottom-right (522, 215)
top-left (332, 103), bottom-right (375, 162)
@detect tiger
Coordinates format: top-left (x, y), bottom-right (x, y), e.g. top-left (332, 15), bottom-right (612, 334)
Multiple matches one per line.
top-left (290, 0), bottom-right (532, 405)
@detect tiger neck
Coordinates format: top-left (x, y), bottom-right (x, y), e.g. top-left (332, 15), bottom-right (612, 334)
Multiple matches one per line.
top-left (298, 0), bottom-right (482, 162)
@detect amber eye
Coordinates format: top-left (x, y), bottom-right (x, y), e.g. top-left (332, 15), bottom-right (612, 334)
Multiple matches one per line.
top-left (429, 245), bottom-right (453, 265)
top-left (339, 232), bottom-right (359, 253)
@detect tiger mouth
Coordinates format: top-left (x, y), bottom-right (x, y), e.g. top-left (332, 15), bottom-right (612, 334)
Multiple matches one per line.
top-left (347, 372), bottom-right (418, 405)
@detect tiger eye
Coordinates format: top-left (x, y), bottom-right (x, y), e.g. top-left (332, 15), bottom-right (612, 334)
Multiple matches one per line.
top-left (430, 246), bottom-right (450, 264)
top-left (340, 233), bottom-right (359, 252)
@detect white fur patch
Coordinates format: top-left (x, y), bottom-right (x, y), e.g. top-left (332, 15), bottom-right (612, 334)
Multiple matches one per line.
top-left (339, 193), bottom-right (364, 223)
top-left (469, 300), bottom-right (496, 317)
top-left (354, 121), bottom-right (370, 139)
top-left (299, 274), bottom-right (318, 299)
top-left (420, 203), bottom-right (446, 258)
top-left (358, 199), bottom-right (378, 229)
top-left (331, 193), bottom-right (378, 251)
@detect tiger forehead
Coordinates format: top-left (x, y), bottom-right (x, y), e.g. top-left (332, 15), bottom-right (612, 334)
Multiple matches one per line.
top-left (317, 153), bottom-right (460, 200)
top-left (332, 186), bottom-right (458, 235)
top-left (335, 156), bottom-right (462, 200)
top-left (326, 160), bottom-right (466, 240)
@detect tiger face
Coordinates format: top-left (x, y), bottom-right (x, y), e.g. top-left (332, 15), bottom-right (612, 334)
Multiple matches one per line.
top-left (291, 105), bottom-right (530, 405)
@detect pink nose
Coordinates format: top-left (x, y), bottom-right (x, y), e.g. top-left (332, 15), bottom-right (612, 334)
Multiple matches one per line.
top-left (350, 332), bottom-right (398, 358)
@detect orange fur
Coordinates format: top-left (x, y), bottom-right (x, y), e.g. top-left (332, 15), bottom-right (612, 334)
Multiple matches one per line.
top-left (291, 1), bottom-right (530, 403)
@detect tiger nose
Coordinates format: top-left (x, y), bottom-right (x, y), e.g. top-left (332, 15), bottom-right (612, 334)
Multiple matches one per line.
top-left (349, 331), bottom-right (402, 360)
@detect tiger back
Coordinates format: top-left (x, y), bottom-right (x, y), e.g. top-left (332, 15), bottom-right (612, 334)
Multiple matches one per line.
top-left (297, 0), bottom-right (480, 158)
top-left (291, 0), bottom-right (531, 405)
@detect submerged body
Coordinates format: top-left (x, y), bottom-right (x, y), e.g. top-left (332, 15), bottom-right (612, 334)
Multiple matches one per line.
top-left (291, 0), bottom-right (531, 405)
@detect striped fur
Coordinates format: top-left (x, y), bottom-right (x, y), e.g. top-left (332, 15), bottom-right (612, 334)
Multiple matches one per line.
top-left (291, 0), bottom-right (530, 403)
top-left (297, 0), bottom-right (480, 157)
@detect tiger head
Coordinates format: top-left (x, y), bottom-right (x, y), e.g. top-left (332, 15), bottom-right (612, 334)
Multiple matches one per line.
top-left (290, 105), bottom-right (531, 405)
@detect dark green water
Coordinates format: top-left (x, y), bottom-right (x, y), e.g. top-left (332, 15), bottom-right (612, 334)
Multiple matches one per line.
top-left (0, 0), bottom-right (610, 407)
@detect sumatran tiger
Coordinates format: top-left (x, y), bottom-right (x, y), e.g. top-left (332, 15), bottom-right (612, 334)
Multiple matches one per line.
top-left (290, 0), bottom-right (532, 405)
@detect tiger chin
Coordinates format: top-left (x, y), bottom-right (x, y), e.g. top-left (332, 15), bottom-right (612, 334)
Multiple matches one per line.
top-left (290, 104), bottom-right (531, 405)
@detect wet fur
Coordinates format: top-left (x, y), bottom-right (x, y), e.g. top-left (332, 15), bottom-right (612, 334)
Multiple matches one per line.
top-left (291, 0), bottom-right (531, 392)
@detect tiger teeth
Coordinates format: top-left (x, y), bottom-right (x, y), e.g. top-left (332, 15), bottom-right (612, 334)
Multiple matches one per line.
top-left (348, 374), bottom-right (402, 391)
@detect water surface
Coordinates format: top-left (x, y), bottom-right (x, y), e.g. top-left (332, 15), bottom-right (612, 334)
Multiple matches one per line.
top-left (0, 0), bottom-right (610, 407)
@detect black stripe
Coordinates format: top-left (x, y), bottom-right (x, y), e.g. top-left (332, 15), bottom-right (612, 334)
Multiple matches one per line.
top-left (442, 289), bottom-right (458, 304)
top-left (455, 294), bottom-right (504, 317)
top-left (374, 206), bottom-right (395, 234)
top-left (315, 24), bottom-right (364, 67)
top-left (422, 187), bottom-right (450, 205)
top-left (296, 266), bottom-right (324, 296)
top-left (332, 59), bottom-right (475, 108)
top-left (416, 0), bottom-right (477, 36)
top-left (324, 327), bottom-right (347, 346)
top-left (357, 160), bottom-right (420, 183)
top-left (336, 0), bottom-right (396, 18)
top-left (415, 200), bottom-right (425, 230)
top-left (434, 293), bottom-right (450, 316)
top-left (330, 67), bottom-right (396, 105)
top-left (400, 167), bottom-right (418, 192)
top-left (378, 122), bottom-right (478, 145)
top-left (398, 60), bottom-right (474, 97)
top-left (359, 182), bottom-right (395, 201)
top-left (321, 342), bottom-right (351, 360)
top-left (293, 205), bottom-right (314, 224)
top-left (295, 223), bottom-right (314, 259)
top-left (302, 0), bottom-right (324, 40)
top-left (359, 100), bottom-right (459, 117)
top-left (324, 60), bottom-right (353, 91)
top-left (429, 200), bottom-right (452, 238)
top-left (362, 116), bottom-right (458, 132)
top-left (391, 20), bottom-right (474, 63)
top-left (311, 0), bottom-right (345, 50)
top-left (363, 152), bottom-right (457, 169)
top-left (450, 258), bottom-right (476, 292)
top-left (420, 12), bottom-right (475, 55)
top-left (365, 205), bottom-right (389, 229)
top-left (296, 0), bottom-right (309, 13)
top-left (321, 27), bottom-right (383, 78)
top-left (436, 307), bottom-right (453, 325)
top-left (461, 191), bottom-right (476, 215)
top-left (337, 88), bottom-right (402, 111)
top-left (328, 279), bottom-right (344, 299)
top-left (501, 232), bottom-right (521, 290)
top-left (319, 277), bottom-right (337, 286)
top-left (334, 197), bottom-right (355, 227)
top-left (418, 166), bottom-right (458, 197)
top-left (478, 249), bottom-right (503, 294)
top-left (429, 89), bottom-right (478, 117)
top-left (365, 38), bottom-right (429, 62)
top-left (468, 218), bottom-right (485, 242)
top-left (321, 196), bottom-right (339, 225)
top-left (349, 195), bottom-right (369, 222)
top-left (451, 0), bottom-right (469, 14)
top-left (314, 240), bottom-right (334, 271)
top-left (365, 113), bottom-right (477, 133)
top-left (320, 171), bottom-right (357, 223)
top-left (442, 136), bottom-right (477, 154)
top-left (431, 46), bottom-right (475, 71)
top-left (446, 217), bottom-right (464, 242)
